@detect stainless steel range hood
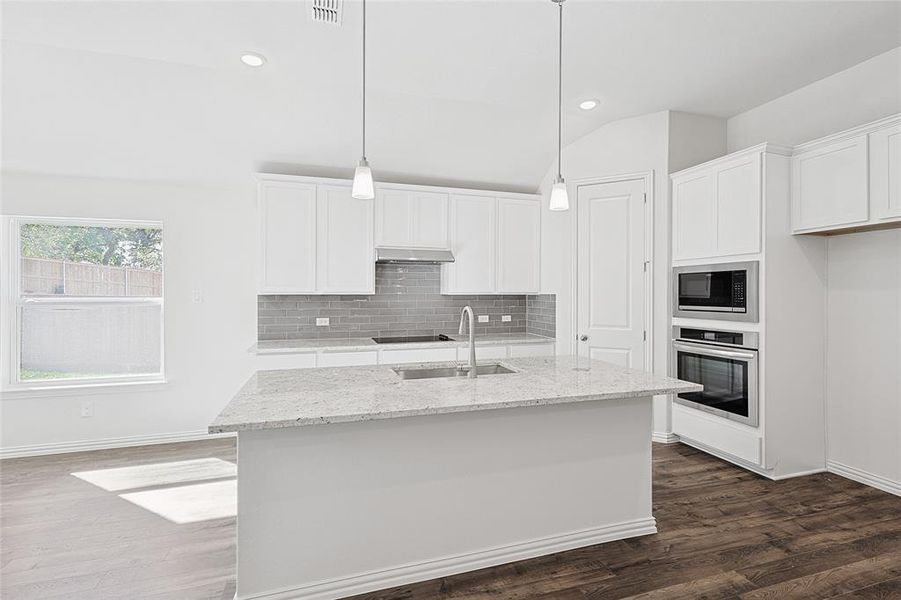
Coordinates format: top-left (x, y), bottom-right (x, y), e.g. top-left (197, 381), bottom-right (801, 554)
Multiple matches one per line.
top-left (375, 247), bottom-right (455, 263)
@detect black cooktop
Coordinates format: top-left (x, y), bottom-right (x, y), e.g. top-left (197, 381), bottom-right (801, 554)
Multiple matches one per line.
top-left (372, 334), bottom-right (455, 344)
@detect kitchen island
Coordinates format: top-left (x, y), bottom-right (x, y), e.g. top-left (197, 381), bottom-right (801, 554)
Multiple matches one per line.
top-left (210, 356), bottom-right (700, 600)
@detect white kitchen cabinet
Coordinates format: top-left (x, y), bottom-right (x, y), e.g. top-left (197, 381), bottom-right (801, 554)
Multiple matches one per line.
top-left (672, 148), bottom-right (764, 261)
top-left (496, 198), bottom-right (541, 293)
top-left (869, 122), bottom-right (901, 221)
top-left (379, 347), bottom-right (457, 364)
top-left (317, 350), bottom-right (378, 367)
top-left (459, 345), bottom-right (508, 361)
top-left (508, 343), bottom-right (555, 358)
top-left (375, 189), bottom-right (449, 249)
top-left (672, 173), bottom-right (715, 260)
top-left (790, 114), bottom-right (901, 235)
top-left (716, 154), bottom-right (761, 256)
top-left (442, 194), bottom-right (497, 294)
top-left (316, 185), bottom-right (374, 294)
top-left (792, 135), bottom-right (869, 233)
top-left (258, 181), bottom-right (317, 293)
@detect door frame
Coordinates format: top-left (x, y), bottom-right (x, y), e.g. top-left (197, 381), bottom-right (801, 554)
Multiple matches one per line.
top-left (569, 171), bottom-right (655, 372)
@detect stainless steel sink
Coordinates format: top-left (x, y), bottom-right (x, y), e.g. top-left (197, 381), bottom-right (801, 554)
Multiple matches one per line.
top-left (393, 363), bottom-right (516, 380)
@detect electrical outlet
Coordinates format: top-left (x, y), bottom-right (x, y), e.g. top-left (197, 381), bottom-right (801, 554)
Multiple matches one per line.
top-left (478, 315), bottom-right (489, 323)
top-left (316, 317), bottom-right (330, 327)
top-left (501, 315), bottom-right (512, 322)
top-left (192, 289), bottom-right (203, 303)
top-left (80, 400), bottom-right (94, 418)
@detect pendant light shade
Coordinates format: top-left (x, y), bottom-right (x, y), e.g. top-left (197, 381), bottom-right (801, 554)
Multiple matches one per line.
top-left (549, 177), bottom-right (569, 212)
top-left (549, 0), bottom-right (569, 211)
top-left (352, 0), bottom-right (375, 200)
top-left (352, 158), bottom-right (374, 200)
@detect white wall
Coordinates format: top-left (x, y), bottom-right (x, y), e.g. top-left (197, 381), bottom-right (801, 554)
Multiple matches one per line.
top-left (0, 172), bottom-right (258, 455)
top-left (825, 231), bottom-right (901, 490)
top-left (725, 45), bottom-right (901, 492)
top-left (727, 47), bottom-right (901, 151)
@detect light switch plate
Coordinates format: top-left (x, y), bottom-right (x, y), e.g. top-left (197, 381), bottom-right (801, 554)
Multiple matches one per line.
top-left (316, 317), bottom-right (330, 327)
top-left (501, 315), bottom-right (511, 322)
top-left (478, 315), bottom-right (489, 323)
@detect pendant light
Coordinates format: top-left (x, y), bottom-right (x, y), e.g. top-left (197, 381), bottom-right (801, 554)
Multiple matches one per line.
top-left (548, 0), bottom-right (569, 211)
top-left (351, 0), bottom-right (375, 200)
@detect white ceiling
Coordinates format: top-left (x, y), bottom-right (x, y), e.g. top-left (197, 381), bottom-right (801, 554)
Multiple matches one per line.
top-left (2, 1), bottom-right (899, 192)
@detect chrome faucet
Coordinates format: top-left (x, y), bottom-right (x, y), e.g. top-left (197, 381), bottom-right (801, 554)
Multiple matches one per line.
top-left (458, 305), bottom-right (477, 378)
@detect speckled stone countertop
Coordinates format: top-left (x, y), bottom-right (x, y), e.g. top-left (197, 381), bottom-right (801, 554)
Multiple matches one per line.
top-left (250, 333), bottom-right (555, 354)
top-left (209, 356), bottom-right (702, 433)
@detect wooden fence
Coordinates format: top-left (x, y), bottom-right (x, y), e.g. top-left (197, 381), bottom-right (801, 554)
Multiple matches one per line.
top-left (21, 257), bottom-right (162, 297)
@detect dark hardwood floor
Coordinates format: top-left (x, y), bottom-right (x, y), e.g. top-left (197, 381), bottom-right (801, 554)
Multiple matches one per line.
top-left (2, 438), bottom-right (899, 599)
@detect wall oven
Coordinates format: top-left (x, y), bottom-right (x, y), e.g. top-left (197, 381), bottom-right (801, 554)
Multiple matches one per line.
top-left (673, 261), bottom-right (758, 322)
top-left (672, 326), bottom-right (759, 427)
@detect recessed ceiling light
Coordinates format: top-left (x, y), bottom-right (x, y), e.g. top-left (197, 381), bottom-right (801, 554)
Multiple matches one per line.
top-left (579, 99), bottom-right (599, 111)
top-left (240, 53), bottom-right (266, 67)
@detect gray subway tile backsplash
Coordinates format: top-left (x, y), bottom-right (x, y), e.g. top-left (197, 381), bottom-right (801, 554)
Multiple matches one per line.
top-left (258, 263), bottom-right (556, 341)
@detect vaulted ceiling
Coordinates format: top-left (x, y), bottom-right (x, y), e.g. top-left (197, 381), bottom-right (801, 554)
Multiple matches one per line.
top-left (2, 1), bottom-right (899, 192)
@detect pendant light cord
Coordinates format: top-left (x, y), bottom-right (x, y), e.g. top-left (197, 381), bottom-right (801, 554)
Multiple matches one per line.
top-left (557, 0), bottom-right (563, 180)
top-left (362, 0), bottom-right (367, 160)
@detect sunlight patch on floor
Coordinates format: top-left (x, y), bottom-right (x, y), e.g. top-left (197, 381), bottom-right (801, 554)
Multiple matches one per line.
top-left (119, 479), bottom-right (237, 524)
top-left (71, 458), bottom-right (236, 491)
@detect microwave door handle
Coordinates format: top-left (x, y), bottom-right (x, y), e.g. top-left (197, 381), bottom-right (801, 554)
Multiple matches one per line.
top-left (673, 341), bottom-right (756, 361)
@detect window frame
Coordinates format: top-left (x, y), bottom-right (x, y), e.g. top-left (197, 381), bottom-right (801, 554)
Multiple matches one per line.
top-left (3, 216), bottom-right (166, 391)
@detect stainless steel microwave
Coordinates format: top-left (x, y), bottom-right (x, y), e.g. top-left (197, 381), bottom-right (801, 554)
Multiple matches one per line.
top-left (673, 261), bottom-right (758, 322)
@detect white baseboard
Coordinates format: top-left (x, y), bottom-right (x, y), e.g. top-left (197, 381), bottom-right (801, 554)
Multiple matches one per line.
top-left (828, 461), bottom-right (901, 497)
top-left (652, 431), bottom-right (679, 444)
top-left (238, 518), bottom-right (657, 600)
top-left (0, 430), bottom-right (235, 459)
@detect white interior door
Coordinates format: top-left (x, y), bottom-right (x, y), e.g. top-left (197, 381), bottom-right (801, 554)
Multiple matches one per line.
top-left (576, 178), bottom-right (648, 369)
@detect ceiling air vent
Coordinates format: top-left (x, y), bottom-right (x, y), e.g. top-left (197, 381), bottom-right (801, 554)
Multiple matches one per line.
top-left (309, 0), bottom-right (343, 25)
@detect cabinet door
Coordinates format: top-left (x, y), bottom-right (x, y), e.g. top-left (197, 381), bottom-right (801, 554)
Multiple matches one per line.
top-left (258, 182), bottom-right (317, 293)
top-left (375, 189), bottom-right (413, 247)
top-left (869, 123), bottom-right (901, 221)
top-left (316, 185), bottom-right (374, 294)
top-left (442, 195), bottom-right (496, 294)
top-left (672, 173), bottom-right (715, 260)
top-left (412, 192), bottom-right (449, 248)
top-left (792, 135), bottom-right (868, 232)
top-left (496, 198), bottom-right (540, 293)
top-left (716, 154), bottom-right (761, 256)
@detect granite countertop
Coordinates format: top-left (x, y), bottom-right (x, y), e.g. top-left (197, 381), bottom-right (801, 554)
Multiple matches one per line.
top-left (209, 356), bottom-right (702, 433)
top-left (251, 333), bottom-right (555, 354)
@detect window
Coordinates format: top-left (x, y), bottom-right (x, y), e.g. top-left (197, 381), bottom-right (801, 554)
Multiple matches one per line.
top-left (8, 218), bottom-right (164, 387)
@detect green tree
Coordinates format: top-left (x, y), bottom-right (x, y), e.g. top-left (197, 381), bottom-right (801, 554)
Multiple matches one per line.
top-left (21, 224), bottom-right (162, 271)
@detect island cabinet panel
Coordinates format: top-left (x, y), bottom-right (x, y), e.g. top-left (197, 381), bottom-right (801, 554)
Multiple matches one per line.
top-left (442, 194), bottom-right (497, 294)
top-left (791, 135), bottom-right (869, 233)
top-left (316, 185), bottom-right (375, 294)
top-left (869, 122), bottom-right (901, 221)
top-left (257, 181), bottom-right (317, 294)
top-left (496, 198), bottom-right (541, 293)
top-left (234, 397), bottom-right (655, 600)
top-left (375, 189), bottom-right (449, 249)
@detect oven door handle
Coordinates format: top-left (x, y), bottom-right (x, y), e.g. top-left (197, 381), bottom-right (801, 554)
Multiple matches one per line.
top-left (673, 341), bottom-right (757, 361)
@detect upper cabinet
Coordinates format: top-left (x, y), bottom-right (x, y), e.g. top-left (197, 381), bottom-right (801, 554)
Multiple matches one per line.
top-left (869, 122), bottom-right (901, 221)
top-left (791, 115), bottom-right (901, 235)
top-left (257, 176), bottom-right (374, 295)
top-left (497, 198), bottom-right (541, 293)
top-left (258, 174), bottom-right (540, 296)
top-left (672, 147), bottom-right (769, 261)
top-left (375, 189), bottom-right (448, 249)
top-left (442, 193), bottom-right (541, 294)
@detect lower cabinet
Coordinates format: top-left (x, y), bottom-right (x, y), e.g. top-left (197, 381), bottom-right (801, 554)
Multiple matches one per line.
top-left (317, 351), bottom-right (378, 367)
top-left (672, 404), bottom-right (763, 466)
top-left (460, 345), bottom-right (508, 361)
top-left (509, 343), bottom-right (556, 358)
top-left (379, 347), bottom-right (457, 365)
